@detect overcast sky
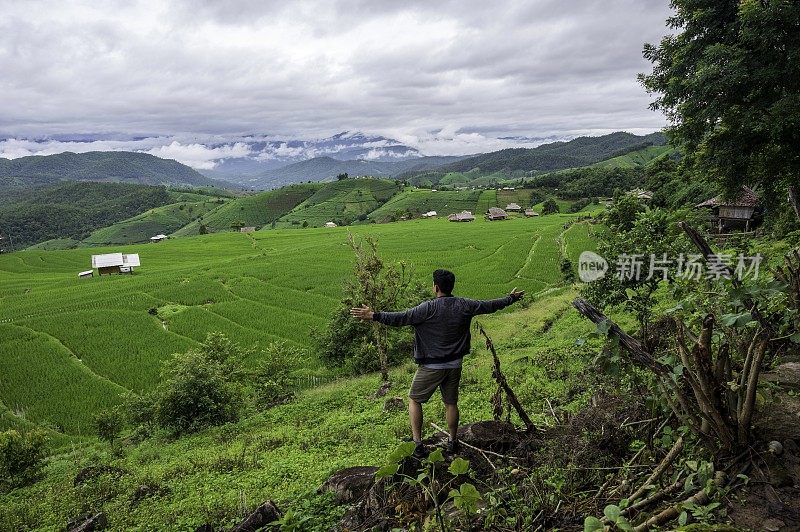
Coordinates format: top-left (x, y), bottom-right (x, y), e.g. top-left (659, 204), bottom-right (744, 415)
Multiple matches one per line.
top-left (0, 0), bottom-right (673, 158)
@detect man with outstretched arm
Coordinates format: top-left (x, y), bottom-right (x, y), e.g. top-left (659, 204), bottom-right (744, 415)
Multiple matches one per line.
top-left (351, 269), bottom-right (524, 457)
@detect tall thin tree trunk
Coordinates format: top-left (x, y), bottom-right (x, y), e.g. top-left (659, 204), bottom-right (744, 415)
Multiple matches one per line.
top-left (789, 185), bottom-right (800, 221)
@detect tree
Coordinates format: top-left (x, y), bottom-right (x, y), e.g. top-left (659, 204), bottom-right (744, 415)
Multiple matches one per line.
top-left (639, 0), bottom-right (800, 203)
top-left (92, 409), bottom-right (124, 447)
top-left (336, 173), bottom-right (349, 181)
top-left (316, 235), bottom-right (427, 381)
top-left (541, 198), bottom-right (560, 215)
top-left (199, 223), bottom-right (208, 235)
top-left (230, 220), bottom-right (245, 231)
top-left (252, 342), bottom-right (307, 408)
top-left (575, 223), bottom-right (800, 455)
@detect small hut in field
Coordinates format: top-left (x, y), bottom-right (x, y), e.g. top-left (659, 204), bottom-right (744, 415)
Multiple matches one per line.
top-left (524, 209), bottom-right (539, 217)
top-left (91, 253), bottom-right (140, 275)
top-left (150, 234), bottom-right (168, 243)
top-left (422, 210), bottom-right (438, 218)
top-left (448, 211), bottom-right (475, 222)
top-left (240, 226), bottom-right (256, 233)
top-left (324, 221), bottom-right (338, 228)
top-left (486, 207), bottom-right (508, 221)
top-left (696, 185), bottom-right (761, 233)
top-left (505, 203), bottom-right (521, 212)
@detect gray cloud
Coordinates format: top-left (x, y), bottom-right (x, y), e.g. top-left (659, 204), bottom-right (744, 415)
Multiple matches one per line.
top-left (0, 0), bottom-right (673, 154)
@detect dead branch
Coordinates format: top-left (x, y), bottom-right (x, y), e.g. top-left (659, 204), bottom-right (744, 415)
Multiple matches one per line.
top-left (475, 323), bottom-right (535, 431)
top-left (737, 336), bottom-right (769, 446)
top-left (571, 299), bottom-right (672, 378)
top-left (632, 471), bottom-right (726, 532)
top-left (623, 478), bottom-right (684, 517)
top-left (626, 436), bottom-right (684, 504)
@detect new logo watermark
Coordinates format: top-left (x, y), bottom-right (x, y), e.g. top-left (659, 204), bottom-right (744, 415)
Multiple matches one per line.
top-left (578, 251), bottom-right (609, 282)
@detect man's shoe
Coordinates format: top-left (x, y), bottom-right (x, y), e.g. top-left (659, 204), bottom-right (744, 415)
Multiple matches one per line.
top-left (445, 439), bottom-right (460, 455)
top-left (413, 442), bottom-right (428, 459)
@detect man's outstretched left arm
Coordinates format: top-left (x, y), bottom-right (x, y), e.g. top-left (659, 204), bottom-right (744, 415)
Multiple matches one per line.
top-left (469, 288), bottom-right (525, 315)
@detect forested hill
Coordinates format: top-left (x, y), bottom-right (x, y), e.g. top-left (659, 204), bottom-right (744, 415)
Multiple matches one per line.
top-left (0, 151), bottom-right (224, 194)
top-left (404, 131), bottom-right (666, 177)
top-left (0, 182), bottom-right (178, 249)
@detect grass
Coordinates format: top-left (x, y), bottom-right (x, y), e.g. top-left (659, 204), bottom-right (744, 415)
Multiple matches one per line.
top-left (0, 288), bottom-right (605, 530)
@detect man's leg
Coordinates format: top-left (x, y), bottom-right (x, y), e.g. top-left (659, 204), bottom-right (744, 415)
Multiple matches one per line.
top-left (445, 403), bottom-right (459, 441)
top-left (409, 399), bottom-right (423, 442)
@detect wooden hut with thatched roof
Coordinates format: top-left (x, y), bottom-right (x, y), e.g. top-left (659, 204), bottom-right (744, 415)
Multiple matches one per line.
top-left (447, 211), bottom-right (475, 222)
top-left (486, 207), bottom-right (508, 221)
top-left (696, 185), bottom-right (761, 233)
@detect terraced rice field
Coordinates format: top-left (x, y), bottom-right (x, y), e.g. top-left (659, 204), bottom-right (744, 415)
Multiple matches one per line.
top-left (0, 213), bottom-right (589, 435)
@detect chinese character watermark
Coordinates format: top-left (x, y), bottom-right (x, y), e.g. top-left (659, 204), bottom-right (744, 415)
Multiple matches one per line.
top-left (578, 252), bottom-right (762, 283)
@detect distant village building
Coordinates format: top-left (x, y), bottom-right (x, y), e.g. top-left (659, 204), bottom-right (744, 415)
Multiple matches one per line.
top-left (486, 207), bottom-right (508, 221)
top-left (501, 186), bottom-right (516, 190)
top-left (91, 253), bottom-right (140, 275)
top-left (628, 189), bottom-right (654, 202)
top-left (524, 209), bottom-right (539, 217)
top-left (505, 203), bottom-right (521, 212)
top-left (324, 222), bottom-right (338, 228)
top-left (448, 211), bottom-right (475, 222)
top-left (78, 270), bottom-right (94, 279)
top-left (421, 210), bottom-right (438, 218)
top-left (150, 234), bottom-right (168, 243)
top-left (696, 185), bottom-right (761, 233)
top-left (239, 226), bottom-right (256, 233)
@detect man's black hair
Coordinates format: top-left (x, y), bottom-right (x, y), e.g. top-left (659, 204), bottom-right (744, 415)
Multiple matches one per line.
top-left (433, 269), bottom-right (455, 295)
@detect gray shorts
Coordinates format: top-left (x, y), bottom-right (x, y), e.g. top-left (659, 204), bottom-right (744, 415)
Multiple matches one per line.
top-left (409, 367), bottom-right (462, 405)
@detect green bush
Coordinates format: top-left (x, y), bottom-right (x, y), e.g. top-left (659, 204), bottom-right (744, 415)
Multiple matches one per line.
top-left (0, 429), bottom-right (48, 490)
top-left (151, 333), bottom-right (245, 435)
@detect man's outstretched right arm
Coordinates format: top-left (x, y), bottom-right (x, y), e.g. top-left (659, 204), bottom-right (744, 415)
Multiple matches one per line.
top-left (373, 301), bottom-right (432, 326)
top-left (350, 301), bottom-right (432, 326)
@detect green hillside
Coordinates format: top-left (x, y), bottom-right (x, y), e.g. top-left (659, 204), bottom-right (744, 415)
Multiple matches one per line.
top-left (82, 200), bottom-right (225, 245)
top-left (275, 178), bottom-right (402, 227)
top-left (174, 183), bottom-right (320, 235)
top-left (591, 144), bottom-right (674, 169)
top-left (367, 188), bottom-right (482, 221)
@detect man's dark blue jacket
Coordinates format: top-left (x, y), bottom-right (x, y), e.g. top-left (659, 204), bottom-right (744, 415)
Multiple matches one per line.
top-left (373, 295), bottom-right (515, 365)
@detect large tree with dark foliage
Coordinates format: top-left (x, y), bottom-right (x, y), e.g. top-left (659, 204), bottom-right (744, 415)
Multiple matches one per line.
top-left (639, 0), bottom-right (800, 206)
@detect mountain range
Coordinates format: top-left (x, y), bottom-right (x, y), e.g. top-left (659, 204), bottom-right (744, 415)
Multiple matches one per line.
top-left (0, 151), bottom-right (223, 204)
top-left (0, 131), bottom-right (666, 197)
